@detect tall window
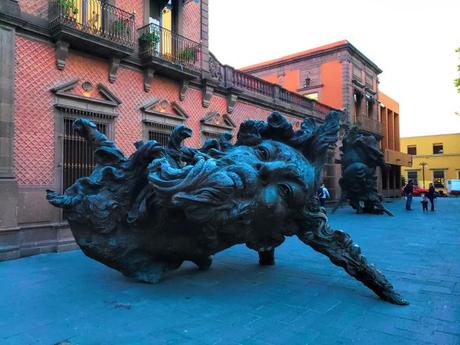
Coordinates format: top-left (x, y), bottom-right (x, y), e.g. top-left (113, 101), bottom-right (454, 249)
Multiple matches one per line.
top-left (365, 73), bottom-right (373, 89)
top-left (352, 65), bottom-right (362, 81)
top-left (367, 100), bottom-right (374, 118)
top-left (65, 0), bottom-right (102, 32)
top-left (407, 171), bottom-right (418, 185)
top-left (145, 122), bottom-right (175, 146)
top-left (407, 145), bottom-right (416, 155)
top-left (433, 170), bottom-right (445, 188)
top-left (62, 117), bottom-right (111, 191)
top-left (354, 92), bottom-right (362, 118)
top-left (433, 143), bottom-right (443, 155)
top-left (150, 0), bottom-right (176, 30)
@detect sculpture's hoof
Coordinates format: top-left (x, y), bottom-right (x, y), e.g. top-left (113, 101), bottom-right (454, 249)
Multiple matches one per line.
top-left (258, 249), bottom-right (275, 266)
top-left (380, 289), bottom-right (409, 306)
top-left (193, 256), bottom-right (213, 271)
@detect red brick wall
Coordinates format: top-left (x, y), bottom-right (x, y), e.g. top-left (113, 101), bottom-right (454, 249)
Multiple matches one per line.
top-left (14, 36), bottom-right (294, 186)
top-left (17, 0), bottom-right (48, 19)
top-left (182, 0), bottom-right (201, 42)
top-left (115, 0), bottom-right (144, 30)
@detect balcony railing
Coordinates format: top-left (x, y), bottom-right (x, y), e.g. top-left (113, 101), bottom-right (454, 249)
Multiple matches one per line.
top-left (356, 114), bottom-right (383, 136)
top-left (233, 70), bottom-right (273, 97)
top-left (138, 23), bottom-right (201, 71)
top-left (230, 69), bottom-right (335, 120)
top-left (49, 0), bottom-right (135, 49)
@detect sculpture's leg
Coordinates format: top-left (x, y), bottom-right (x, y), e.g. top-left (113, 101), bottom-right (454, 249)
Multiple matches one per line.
top-left (192, 256), bottom-right (213, 271)
top-left (258, 249), bottom-right (275, 266)
top-left (297, 215), bottom-right (408, 305)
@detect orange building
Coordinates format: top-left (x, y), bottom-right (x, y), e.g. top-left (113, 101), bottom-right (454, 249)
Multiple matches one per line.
top-left (379, 92), bottom-right (412, 197)
top-left (242, 40), bottom-right (383, 199)
top-left (242, 41), bottom-right (411, 198)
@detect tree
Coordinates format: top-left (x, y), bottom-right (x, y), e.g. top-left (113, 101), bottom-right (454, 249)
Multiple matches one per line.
top-left (456, 48), bottom-right (460, 116)
top-left (456, 47), bottom-right (460, 93)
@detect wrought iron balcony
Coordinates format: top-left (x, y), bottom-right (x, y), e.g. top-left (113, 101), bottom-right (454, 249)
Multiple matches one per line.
top-left (49, 0), bottom-right (135, 57)
top-left (138, 23), bottom-right (201, 79)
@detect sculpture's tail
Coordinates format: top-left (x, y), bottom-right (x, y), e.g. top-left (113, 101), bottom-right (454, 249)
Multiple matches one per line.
top-left (383, 207), bottom-right (394, 217)
top-left (298, 210), bottom-right (409, 305)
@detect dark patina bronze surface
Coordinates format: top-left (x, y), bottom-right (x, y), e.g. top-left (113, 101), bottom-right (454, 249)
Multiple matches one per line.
top-left (47, 112), bottom-right (407, 305)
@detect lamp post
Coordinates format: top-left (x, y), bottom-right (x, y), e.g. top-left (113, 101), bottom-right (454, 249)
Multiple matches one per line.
top-left (420, 162), bottom-right (427, 189)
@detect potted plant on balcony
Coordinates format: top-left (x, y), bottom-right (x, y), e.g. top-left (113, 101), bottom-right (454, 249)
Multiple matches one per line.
top-left (112, 19), bottom-right (131, 41)
top-left (177, 46), bottom-right (198, 64)
top-left (139, 31), bottom-right (161, 55)
top-left (57, 0), bottom-right (79, 26)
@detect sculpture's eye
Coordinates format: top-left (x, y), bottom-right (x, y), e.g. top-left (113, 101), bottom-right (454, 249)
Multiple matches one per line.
top-left (256, 146), bottom-right (270, 161)
top-left (278, 183), bottom-right (292, 199)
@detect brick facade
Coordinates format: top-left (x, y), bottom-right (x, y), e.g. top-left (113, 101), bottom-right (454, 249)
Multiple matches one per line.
top-left (1, 0), bottom-right (336, 260)
top-left (17, 0), bottom-right (48, 19)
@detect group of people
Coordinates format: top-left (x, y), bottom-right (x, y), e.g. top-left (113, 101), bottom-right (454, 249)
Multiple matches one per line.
top-left (318, 180), bottom-right (438, 212)
top-left (403, 180), bottom-right (437, 212)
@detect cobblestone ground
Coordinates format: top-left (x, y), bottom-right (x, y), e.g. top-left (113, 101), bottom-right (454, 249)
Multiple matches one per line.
top-left (1, 198), bottom-right (459, 345)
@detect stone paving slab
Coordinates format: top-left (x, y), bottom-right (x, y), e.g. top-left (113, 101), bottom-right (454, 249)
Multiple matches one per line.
top-left (0, 198), bottom-right (459, 345)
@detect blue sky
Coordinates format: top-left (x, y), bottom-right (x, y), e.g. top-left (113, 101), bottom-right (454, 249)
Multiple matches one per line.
top-left (209, 0), bottom-right (460, 137)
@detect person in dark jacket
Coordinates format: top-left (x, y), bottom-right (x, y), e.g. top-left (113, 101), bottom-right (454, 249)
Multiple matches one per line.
top-left (403, 180), bottom-right (414, 210)
top-left (427, 183), bottom-right (436, 211)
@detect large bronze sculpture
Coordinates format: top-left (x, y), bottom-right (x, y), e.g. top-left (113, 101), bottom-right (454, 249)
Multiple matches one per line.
top-left (47, 112), bottom-right (407, 305)
top-left (335, 127), bottom-right (393, 216)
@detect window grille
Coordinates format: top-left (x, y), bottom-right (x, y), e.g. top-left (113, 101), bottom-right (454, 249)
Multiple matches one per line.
top-left (145, 122), bottom-right (175, 146)
top-left (62, 117), bottom-right (108, 191)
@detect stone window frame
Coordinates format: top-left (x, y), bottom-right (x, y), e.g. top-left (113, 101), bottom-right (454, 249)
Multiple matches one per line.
top-left (432, 169), bottom-right (446, 189)
top-left (407, 145), bottom-right (417, 155)
top-left (51, 79), bottom-right (121, 195)
top-left (140, 98), bottom-right (189, 144)
top-left (200, 111), bottom-right (236, 144)
top-left (432, 143), bottom-right (443, 155)
top-left (407, 170), bottom-right (418, 185)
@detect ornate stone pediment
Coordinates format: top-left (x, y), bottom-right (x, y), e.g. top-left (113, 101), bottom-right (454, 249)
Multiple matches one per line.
top-left (51, 79), bottom-right (121, 117)
top-left (200, 112), bottom-right (236, 139)
top-left (201, 112), bottom-right (235, 130)
top-left (141, 98), bottom-right (189, 127)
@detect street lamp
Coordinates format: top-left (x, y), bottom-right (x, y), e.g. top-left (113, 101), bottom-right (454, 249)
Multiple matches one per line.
top-left (420, 162), bottom-right (427, 189)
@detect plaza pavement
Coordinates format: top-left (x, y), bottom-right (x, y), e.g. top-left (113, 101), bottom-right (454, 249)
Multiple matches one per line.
top-left (0, 198), bottom-right (459, 345)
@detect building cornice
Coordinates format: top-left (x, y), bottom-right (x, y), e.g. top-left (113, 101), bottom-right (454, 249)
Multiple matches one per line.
top-left (241, 41), bottom-right (382, 75)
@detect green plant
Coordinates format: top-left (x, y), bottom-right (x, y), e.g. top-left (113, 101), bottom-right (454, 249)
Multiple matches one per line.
top-left (113, 19), bottom-right (131, 36)
top-left (113, 19), bottom-right (127, 32)
top-left (58, 0), bottom-right (79, 16)
top-left (455, 47), bottom-right (460, 93)
top-left (140, 31), bottom-right (160, 46)
top-left (177, 47), bottom-right (197, 62)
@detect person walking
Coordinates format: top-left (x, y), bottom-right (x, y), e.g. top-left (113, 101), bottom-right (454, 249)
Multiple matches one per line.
top-left (318, 183), bottom-right (330, 207)
top-left (427, 183), bottom-right (436, 211)
top-left (403, 180), bottom-right (414, 211)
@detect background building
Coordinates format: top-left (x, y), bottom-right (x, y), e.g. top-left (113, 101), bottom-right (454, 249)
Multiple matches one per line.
top-left (0, 0), bottom-right (336, 260)
top-left (379, 92), bottom-right (412, 197)
top-left (241, 40), bottom-right (412, 199)
top-left (401, 133), bottom-right (460, 192)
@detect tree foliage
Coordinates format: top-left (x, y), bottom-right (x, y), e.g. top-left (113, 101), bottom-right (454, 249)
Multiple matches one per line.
top-left (456, 47), bottom-right (460, 93)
